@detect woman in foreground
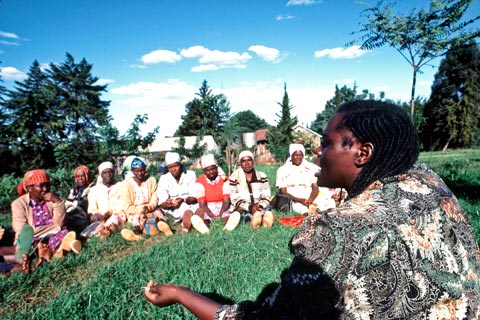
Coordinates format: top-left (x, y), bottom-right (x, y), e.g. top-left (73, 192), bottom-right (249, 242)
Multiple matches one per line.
top-left (145, 100), bottom-right (480, 319)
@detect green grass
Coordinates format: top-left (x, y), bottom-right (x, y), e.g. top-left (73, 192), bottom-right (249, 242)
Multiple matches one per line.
top-left (1, 149), bottom-right (479, 318)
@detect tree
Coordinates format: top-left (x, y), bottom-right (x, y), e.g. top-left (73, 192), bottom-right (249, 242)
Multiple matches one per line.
top-left (310, 84), bottom-right (358, 135)
top-left (310, 83), bottom-right (384, 135)
top-left (352, 0), bottom-right (480, 121)
top-left (229, 110), bottom-right (269, 132)
top-left (267, 83), bottom-right (298, 162)
top-left (3, 60), bottom-right (57, 171)
top-left (420, 40), bottom-right (480, 151)
top-left (175, 80), bottom-right (231, 140)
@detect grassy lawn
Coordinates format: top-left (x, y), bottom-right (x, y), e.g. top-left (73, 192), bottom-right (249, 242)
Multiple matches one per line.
top-left (0, 149), bottom-right (479, 319)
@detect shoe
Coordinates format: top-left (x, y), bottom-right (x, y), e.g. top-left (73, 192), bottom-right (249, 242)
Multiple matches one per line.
top-left (80, 221), bottom-right (101, 239)
top-left (157, 221), bottom-right (173, 237)
top-left (16, 225), bottom-right (34, 259)
top-left (223, 212), bottom-right (240, 231)
top-left (191, 215), bottom-right (209, 234)
top-left (70, 240), bottom-right (82, 254)
top-left (262, 211), bottom-right (274, 228)
top-left (251, 212), bottom-right (262, 229)
top-left (121, 229), bottom-right (143, 241)
top-left (61, 231), bottom-right (77, 252)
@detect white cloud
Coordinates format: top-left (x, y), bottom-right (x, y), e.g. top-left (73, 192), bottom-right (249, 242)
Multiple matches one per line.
top-left (108, 79), bottom-right (197, 136)
top-left (199, 50), bottom-right (251, 65)
top-left (276, 14), bottom-right (295, 21)
top-left (180, 45), bottom-right (209, 58)
top-left (0, 31), bottom-right (19, 39)
top-left (418, 80), bottom-right (431, 87)
top-left (107, 79), bottom-right (334, 137)
top-left (0, 40), bottom-right (19, 46)
top-left (314, 45), bottom-right (368, 59)
top-left (130, 64), bottom-right (147, 69)
top-left (249, 45), bottom-right (282, 63)
top-left (287, 0), bottom-right (322, 6)
top-left (96, 78), bottom-right (115, 85)
top-left (0, 66), bottom-right (26, 80)
top-left (141, 49), bottom-right (182, 64)
top-left (191, 64), bottom-right (219, 72)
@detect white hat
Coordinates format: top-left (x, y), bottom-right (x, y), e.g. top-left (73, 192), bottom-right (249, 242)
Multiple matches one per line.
top-left (201, 154), bottom-right (217, 169)
top-left (289, 143), bottom-right (305, 157)
top-left (98, 161), bottom-right (114, 174)
top-left (238, 150), bottom-right (254, 162)
top-left (165, 152), bottom-right (181, 166)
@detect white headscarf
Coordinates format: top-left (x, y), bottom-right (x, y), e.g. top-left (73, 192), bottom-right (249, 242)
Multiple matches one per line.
top-left (288, 143), bottom-right (305, 162)
top-left (238, 150), bottom-right (254, 162)
top-left (97, 161), bottom-right (114, 185)
top-left (201, 154), bottom-right (217, 169)
top-left (165, 152), bottom-right (181, 166)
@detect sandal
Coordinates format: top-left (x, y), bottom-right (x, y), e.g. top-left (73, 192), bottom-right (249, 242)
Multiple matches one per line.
top-left (16, 225), bottom-right (34, 260)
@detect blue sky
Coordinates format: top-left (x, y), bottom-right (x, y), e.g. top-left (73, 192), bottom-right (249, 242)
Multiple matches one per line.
top-left (1, 0), bottom-right (479, 137)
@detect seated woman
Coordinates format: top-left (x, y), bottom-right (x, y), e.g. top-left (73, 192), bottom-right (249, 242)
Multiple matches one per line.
top-left (145, 100), bottom-right (480, 319)
top-left (65, 165), bottom-right (94, 234)
top-left (275, 143), bottom-right (327, 214)
top-left (119, 157), bottom-right (173, 241)
top-left (11, 169), bottom-right (81, 273)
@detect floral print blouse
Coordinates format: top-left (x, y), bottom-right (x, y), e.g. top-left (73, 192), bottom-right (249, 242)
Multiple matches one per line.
top-left (215, 164), bottom-right (480, 319)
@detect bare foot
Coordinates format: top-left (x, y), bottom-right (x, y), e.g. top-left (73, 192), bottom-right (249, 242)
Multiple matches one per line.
top-left (22, 254), bottom-right (31, 274)
top-left (37, 243), bottom-right (52, 263)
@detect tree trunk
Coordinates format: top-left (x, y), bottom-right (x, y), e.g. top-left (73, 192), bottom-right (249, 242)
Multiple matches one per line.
top-left (442, 137), bottom-right (452, 153)
top-left (410, 66), bottom-right (417, 122)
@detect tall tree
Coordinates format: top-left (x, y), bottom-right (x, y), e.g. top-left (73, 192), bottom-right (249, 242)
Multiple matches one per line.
top-left (175, 80), bottom-right (230, 140)
top-left (267, 83), bottom-right (298, 162)
top-left (3, 60), bottom-right (57, 170)
top-left (421, 40), bottom-right (480, 151)
top-left (310, 84), bottom-right (358, 135)
top-left (351, 0), bottom-right (480, 121)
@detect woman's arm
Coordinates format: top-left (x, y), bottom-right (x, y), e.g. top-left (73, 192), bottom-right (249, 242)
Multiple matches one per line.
top-left (144, 280), bottom-right (220, 320)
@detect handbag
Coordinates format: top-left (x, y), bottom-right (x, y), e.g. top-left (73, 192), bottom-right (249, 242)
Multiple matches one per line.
top-left (271, 193), bottom-right (293, 212)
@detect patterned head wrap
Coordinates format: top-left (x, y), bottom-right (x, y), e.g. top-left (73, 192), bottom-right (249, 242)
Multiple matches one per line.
top-left (131, 157), bottom-right (147, 169)
top-left (23, 169), bottom-right (50, 187)
top-left (201, 154), bottom-right (217, 169)
top-left (74, 165), bottom-right (92, 184)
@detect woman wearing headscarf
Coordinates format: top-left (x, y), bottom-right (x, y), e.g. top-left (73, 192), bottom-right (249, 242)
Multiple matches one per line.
top-left (11, 169), bottom-right (81, 273)
top-left (65, 165), bottom-right (94, 233)
top-left (275, 143), bottom-right (321, 214)
top-left (119, 157), bottom-right (171, 241)
top-left (82, 161), bottom-right (125, 239)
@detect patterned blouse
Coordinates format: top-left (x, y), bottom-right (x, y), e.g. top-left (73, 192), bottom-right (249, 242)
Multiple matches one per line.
top-left (229, 168), bottom-right (271, 213)
top-left (215, 164), bottom-right (480, 319)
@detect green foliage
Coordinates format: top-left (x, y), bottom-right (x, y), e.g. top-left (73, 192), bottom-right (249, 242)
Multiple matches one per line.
top-left (267, 84), bottom-right (298, 162)
top-left (421, 41), bottom-right (480, 151)
top-left (175, 80), bottom-right (231, 142)
top-left (351, 0), bottom-right (480, 121)
top-left (1, 54), bottom-right (111, 172)
top-left (0, 173), bottom-right (22, 212)
top-left (229, 110), bottom-right (269, 132)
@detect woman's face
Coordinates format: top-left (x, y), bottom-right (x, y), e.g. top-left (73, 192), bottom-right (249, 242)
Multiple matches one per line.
top-left (132, 167), bottom-right (147, 183)
top-left (240, 156), bottom-right (254, 173)
top-left (28, 182), bottom-right (50, 201)
top-left (291, 151), bottom-right (304, 166)
top-left (101, 168), bottom-right (114, 186)
top-left (74, 169), bottom-right (87, 186)
top-left (317, 114), bottom-right (362, 190)
top-left (167, 163), bottom-right (182, 179)
top-left (203, 165), bottom-right (218, 181)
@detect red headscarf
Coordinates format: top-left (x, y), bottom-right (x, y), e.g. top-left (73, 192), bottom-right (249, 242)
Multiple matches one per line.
top-left (23, 169), bottom-right (50, 187)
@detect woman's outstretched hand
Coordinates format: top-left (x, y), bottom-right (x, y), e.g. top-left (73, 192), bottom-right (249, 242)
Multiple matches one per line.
top-left (144, 280), bottom-right (179, 307)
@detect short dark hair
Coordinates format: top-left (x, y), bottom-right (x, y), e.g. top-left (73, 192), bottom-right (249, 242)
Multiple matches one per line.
top-left (336, 100), bottom-right (419, 197)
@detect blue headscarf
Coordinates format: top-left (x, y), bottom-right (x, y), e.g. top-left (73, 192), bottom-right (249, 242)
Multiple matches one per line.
top-left (131, 157), bottom-right (147, 169)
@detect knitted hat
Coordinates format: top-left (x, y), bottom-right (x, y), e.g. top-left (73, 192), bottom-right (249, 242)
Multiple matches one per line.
top-left (200, 154), bottom-right (217, 169)
top-left (165, 152), bottom-right (181, 166)
top-left (23, 169), bottom-right (50, 187)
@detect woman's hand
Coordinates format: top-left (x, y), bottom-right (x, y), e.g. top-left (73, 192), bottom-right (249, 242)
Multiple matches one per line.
top-left (144, 280), bottom-right (180, 307)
